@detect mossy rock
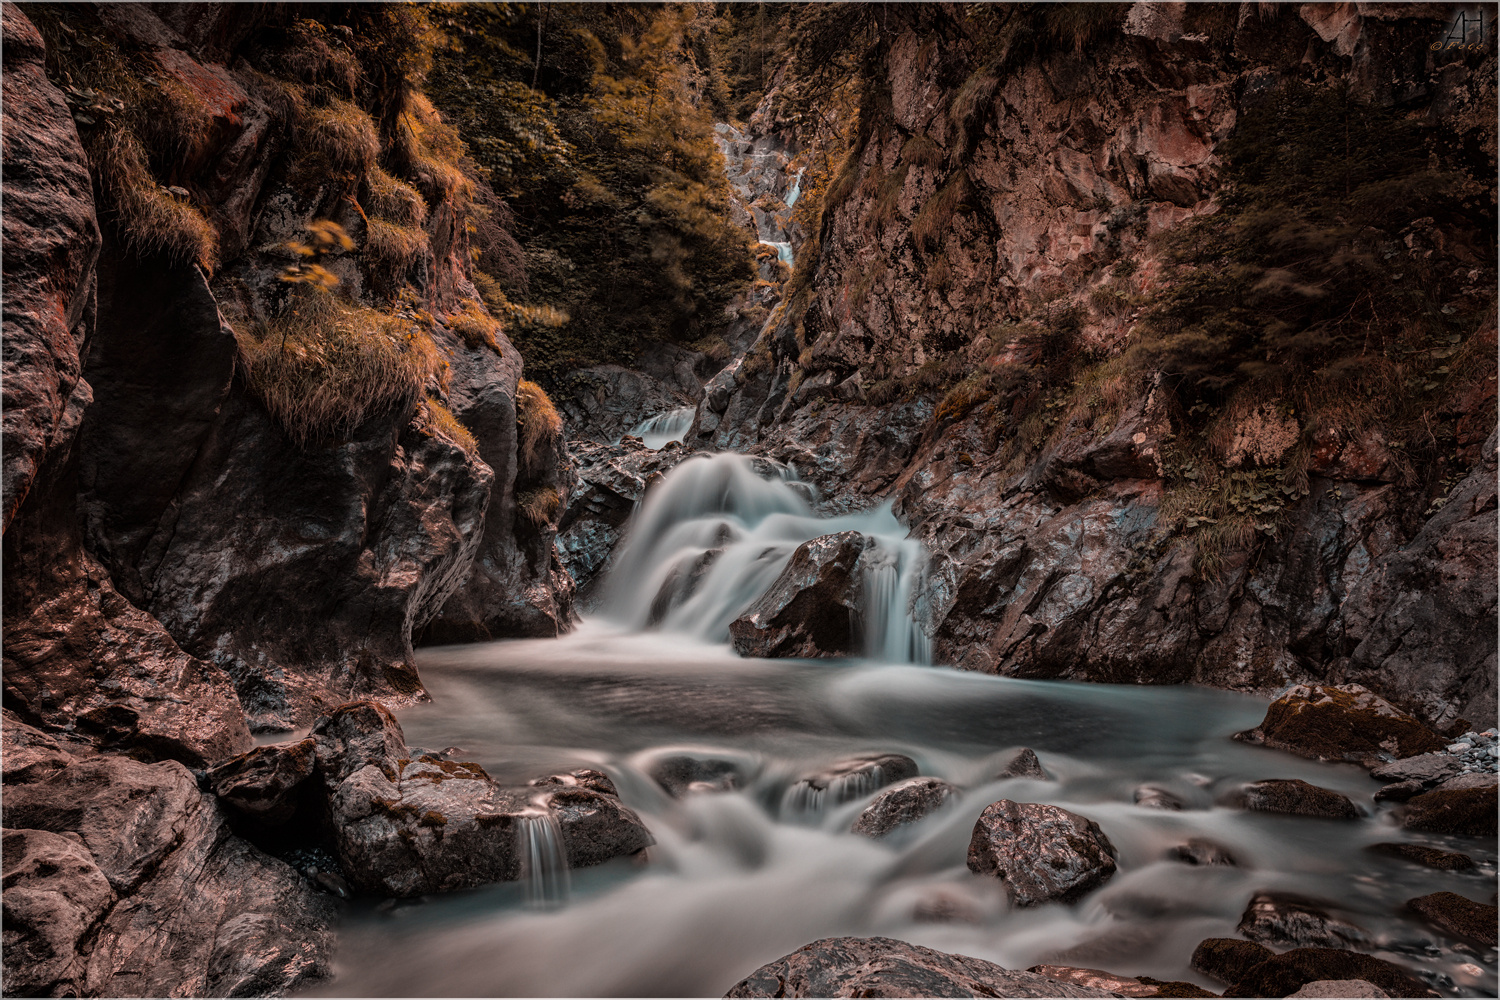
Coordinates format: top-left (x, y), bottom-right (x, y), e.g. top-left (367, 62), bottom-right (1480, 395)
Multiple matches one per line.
top-left (1406, 891), bottom-right (1498, 947)
top-left (1234, 684), bottom-right (1445, 762)
top-left (1399, 785), bottom-right (1498, 837)
top-left (1223, 779), bottom-right (1358, 819)
top-left (1221, 948), bottom-right (1435, 998)
top-left (1135, 976), bottom-right (1220, 998)
top-left (1190, 938), bottom-right (1274, 986)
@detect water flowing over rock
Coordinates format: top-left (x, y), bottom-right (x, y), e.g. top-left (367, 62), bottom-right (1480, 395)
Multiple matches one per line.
top-left (723, 936), bottom-right (1118, 998)
top-left (1405, 891), bottom-right (1498, 947)
top-left (1236, 892), bottom-right (1368, 949)
top-left (784, 754), bottom-right (919, 816)
top-left (966, 799), bottom-right (1117, 906)
top-left (995, 748), bottom-right (1051, 780)
top-left (850, 776), bottom-right (958, 838)
top-left (1365, 842), bottom-right (1474, 871)
top-left (1169, 838), bottom-right (1237, 867)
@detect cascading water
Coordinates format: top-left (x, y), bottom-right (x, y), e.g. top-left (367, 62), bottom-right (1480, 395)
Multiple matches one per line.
top-left (517, 810), bottom-right (571, 909)
top-left (785, 167), bottom-right (805, 207)
top-left (626, 407), bottom-right (694, 449)
top-left (600, 453), bottom-right (929, 663)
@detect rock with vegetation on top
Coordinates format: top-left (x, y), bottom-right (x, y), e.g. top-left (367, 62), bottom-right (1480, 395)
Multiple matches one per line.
top-left (1236, 892), bottom-right (1367, 949)
top-left (1221, 948), bottom-right (1435, 999)
top-left (1405, 891), bottom-right (1498, 946)
top-left (723, 936), bottom-right (1118, 998)
top-left (850, 776), bottom-right (959, 838)
top-left (1397, 782), bottom-right (1498, 837)
top-left (1220, 779), bottom-right (1358, 819)
top-left (1233, 684), bottom-right (1446, 762)
top-left (966, 799), bottom-right (1117, 906)
top-left (729, 531), bottom-right (873, 658)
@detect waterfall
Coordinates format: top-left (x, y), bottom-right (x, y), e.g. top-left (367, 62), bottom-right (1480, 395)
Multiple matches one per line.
top-left (600, 453), bottom-right (929, 663)
top-left (785, 167), bottom-right (805, 208)
top-left (627, 407), bottom-right (694, 449)
top-left (781, 764), bottom-right (886, 818)
top-left (758, 240), bottom-right (794, 266)
top-left (518, 811), bottom-right (571, 909)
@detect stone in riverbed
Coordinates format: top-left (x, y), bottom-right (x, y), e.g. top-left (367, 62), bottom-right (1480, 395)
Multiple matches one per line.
top-left (851, 777), bottom-right (958, 838)
top-left (650, 755), bottom-right (744, 797)
top-left (1287, 982), bottom-right (1387, 998)
top-left (1221, 947), bottom-right (1435, 998)
top-left (1365, 842), bottom-right (1474, 870)
top-left (1133, 784), bottom-right (1185, 809)
top-left (1236, 892), bottom-right (1367, 949)
top-left (728, 531), bottom-right (871, 658)
top-left (723, 936), bottom-right (1118, 997)
top-left (1373, 779), bottom-right (1425, 802)
top-left (1233, 684), bottom-right (1446, 762)
top-left (1221, 779), bottom-right (1358, 819)
top-left (1169, 838), bottom-right (1237, 866)
top-left (1190, 938), bottom-right (1275, 986)
top-left (1405, 891), bottom-right (1498, 947)
top-left (1133, 976), bottom-right (1220, 997)
top-left (1026, 964), bottom-right (1157, 996)
top-left (785, 753), bottom-right (918, 812)
top-left (966, 799), bottom-right (1117, 906)
top-left (1398, 784), bottom-right (1498, 837)
top-left (995, 747), bottom-right (1051, 780)
top-left (1368, 752), bottom-right (1462, 784)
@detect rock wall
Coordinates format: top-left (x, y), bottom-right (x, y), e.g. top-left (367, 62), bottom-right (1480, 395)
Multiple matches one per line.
top-left (701, 2), bottom-right (1498, 728)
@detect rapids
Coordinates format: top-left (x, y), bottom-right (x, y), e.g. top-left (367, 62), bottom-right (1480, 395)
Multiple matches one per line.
top-left (311, 455), bottom-right (1497, 998)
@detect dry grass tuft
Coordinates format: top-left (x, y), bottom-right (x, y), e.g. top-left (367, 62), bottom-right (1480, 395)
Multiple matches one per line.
top-left (422, 397), bottom-right (479, 457)
top-left (365, 165), bottom-right (429, 227)
top-left (516, 486), bottom-right (563, 528)
top-left (393, 92), bottom-right (472, 202)
top-left (446, 298), bottom-right (503, 353)
top-left (305, 98), bottom-right (380, 173)
top-left (901, 135), bottom-right (946, 169)
top-left (364, 217), bottom-right (430, 282)
top-left (516, 379), bottom-right (563, 472)
top-left (91, 131), bottom-right (218, 271)
top-left (235, 287), bottom-right (441, 446)
top-left (911, 171), bottom-right (973, 251)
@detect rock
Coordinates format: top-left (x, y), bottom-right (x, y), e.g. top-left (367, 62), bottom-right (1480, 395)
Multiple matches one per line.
top-left (996, 747), bottom-right (1051, 780)
top-left (1433, 770), bottom-right (1498, 792)
top-left (850, 777), bottom-right (959, 838)
top-left (1405, 891), bottom-right (1498, 947)
top-left (1373, 779), bottom-right (1425, 802)
top-left (1234, 684), bottom-right (1446, 762)
top-left (1222, 779), bottom-right (1358, 819)
top-left (650, 755), bottom-right (744, 797)
top-left (911, 891), bottom-right (984, 924)
top-left (541, 782), bottom-right (654, 870)
top-left (1169, 838), bottom-right (1237, 866)
top-left (1026, 965), bottom-right (1157, 996)
top-left (1369, 752), bottom-right (1462, 784)
top-left (0, 828), bottom-right (116, 996)
top-left (206, 737), bottom-right (318, 828)
top-left (1190, 938), bottom-right (1275, 986)
top-left (728, 531), bottom-right (871, 658)
top-left (1133, 784), bottom-right (1185, 810)
top-left (1365, 842), bottom-right (1474, 870)
top-left (723, 936), bottom-right (1118, 997)
top-left (530, 767), bottom-right (621, 798)
top-left (966, 799), bottom-right (1117, 906)
top-left (1236, 892), bottom-right (1367, 949)
top-left (557, 362), bottom-right (697, 444)
top-left (1132, 977), bottom-right (1220, 998)
top-left (785, 754), bottom-right (919, 812)
top-left (1287, 981), bottom-right (1388, 998)
top-left (1398, 784), bottom-right (1498, 837)
top-left (1221, 948), bottom-right (1435, 999)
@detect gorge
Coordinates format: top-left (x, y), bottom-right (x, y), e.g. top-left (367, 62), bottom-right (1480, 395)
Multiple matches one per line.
top-left (2, 3), bottom-right (1496, 999)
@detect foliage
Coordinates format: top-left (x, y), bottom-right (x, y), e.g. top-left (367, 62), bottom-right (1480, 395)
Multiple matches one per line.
top-left (446, 298), bottom-right (503, 354)
top-left (515, 379), bottom-right (562, 477)
top-left (90, 130), bottom-right (218, 271)
top-left (516, 485), bottom-right (563, 528)
top-left (422, 397), bottom-right (479, 457)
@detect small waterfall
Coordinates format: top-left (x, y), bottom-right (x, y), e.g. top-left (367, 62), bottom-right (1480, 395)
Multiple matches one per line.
top-left (517, 811), bottom-right (571, 909)
top-left (627, 407), bottom-right (694, 449)
top-left (861, 543), bottom-right (931, 664)
top-left (785, 167), bottom-right (805, 208)
top-left (781, 764), bottom-right (886, 818)
top-left (759, 240), bottom-right (793, 266)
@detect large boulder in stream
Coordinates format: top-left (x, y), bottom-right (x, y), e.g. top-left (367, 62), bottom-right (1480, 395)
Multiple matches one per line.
top-left (1234, 684), bottom-right (1446, 762)
top-left (729, 532), bottom-right (872, 658)
top-left (1220, 779), bottom-right (1358, 819)
top-left (1397, 779), bottom-right (1498, 836)
top-left (723, 936), bottom-right (1118, 998)
top-left (1405, 891), bottom-right (1498, 947)
top-left (966, 800), bottom-right (1117, 906)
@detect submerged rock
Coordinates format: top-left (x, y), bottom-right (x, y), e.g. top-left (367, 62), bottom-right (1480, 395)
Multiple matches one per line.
top-left (1405, 891), bottom-right (1499, 947)
top-left (1236, 892), bottom-right (1367, 949)
top-left (966, 799), bottom-right (1117, 906)
top-left (850, 776), bottom-right (958, 838)
top-left (1133, 784), bottom-right (1185, 810)
top-left (723, 936), bottom-right (1118, 997)
top-left (1221, 779), bottom-right (1358, 819)
top-left (728, 531), bottom-right (872, 658)
top-left (1221, 948), bottom-right (1435, 999)
top-left (1398, 783), bottom-right (1498, 837)
top-left (1365, 842), bottom-right (1474, 870)
top-left (649, 755), bottom-right (744, 797)
top-left (1169, 838), bottom-right (1237, 867)
top-left (995, 747), bottom-right (1051, 780)
top-left (1190, 938), bottom-right (1275, 987)
top-left (1234, 684), bottom-right (1446, 762)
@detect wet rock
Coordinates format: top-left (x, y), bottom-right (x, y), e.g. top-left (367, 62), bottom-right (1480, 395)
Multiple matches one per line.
top-left (723, 936), bottom-right (1118, 997)
top-left (728, 532), bottom-right (871, 658)
top-left (1288, 982), bottom-right (1387, 998)
top-left (850, 777), bottom-right (958, 838)
top-left (1236, 892), bottom-right (1367, 949)
top-left (996, 747), bottom-right (1051, 780)
top-left (1365, 842), bottom-right (1474, 870)
top-left (530, 767), bottom-right (620, 798)
top-left (1027, 965), bottom-right (1157, 996)
top-left (206, 737), bottom-right (318, 827)
top-left (1405, 891), bottom-right (1498, 947)
top-left (1234, 684), bottom-right (1446, 763)
top-left (786, 754), bottom-right (919, 811)
top-left (966, 799), bottom-right (1117, 906)
top-left (650, 755), bottom-right (744, 797)
top-left (1398, 784), bottom-right (1498, 837)
top-left (1133, 977), bottom-right (1220, 998)
top-left (1221, 779), bottom-right (1358, 819)
top-left (0, 828), bottom-right (116, 996)
top-left (912, 891), bottom-right (984, 924)
top-left (1221, 948), bottom-right (1435, 999)
top-left (1373, 779), bottom-right (1425, 802)
top-left (1368, 751), bottom-right (1462, 785)
top-left (1169, 838), bottom-right (1237, 867)
top-left (1133, 784), bottom-right (1185, 810)
top-left (1190, 938), bottom-right (1275, 987)
top-left (540, 782), bottom-right (654, 870)
top-left (557, 362), bottom-right (698, 445)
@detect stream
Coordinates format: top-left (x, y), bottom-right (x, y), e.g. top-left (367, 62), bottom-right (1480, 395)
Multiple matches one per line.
top-left (311, 453), bottom-right (1499, 998)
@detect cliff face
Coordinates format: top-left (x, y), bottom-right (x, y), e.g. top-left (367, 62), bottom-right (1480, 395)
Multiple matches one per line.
top-left (696, 3), bottom-right (1498, 728)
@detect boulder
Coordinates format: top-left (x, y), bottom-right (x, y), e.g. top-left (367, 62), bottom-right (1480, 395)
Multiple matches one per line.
top-left (785, 753), bottom-right (918, 812)
top-left (1221, 948), bottom-right (1434, 999)
top-left (729, 532), bottom-right (871, 658)
top-left (650, 755), bottom-right (744, 797)
top-left (966, 799), bottom-right (1117, 906)
top-left (1405, 891), bottom-right (1498, 947)
top-left (1233, 685), bottom-right (1445, 762)
top-left (1368, 752), bottom-right (1462, 785)
top-left (1026, 965), bottom-right (1157, 996)
top-left (723, 936), bottom-right (1118, 997)
top-left (1169, 838), bottom-right (1238, 867)
top-left (1373, 779), bottom-right (1425, 802)
top-left (1221, 779), bottom-right (1358, 819)
top-left (1190, 938), bottom-right (1274, 986)
top-left (1398, 784), bottom-right (1498, 837)
top-left (1364, 842), bottom-right (1474, 870)
top-left (1132, 977), bottom-right (1220, 998)
top-left (1236, 892), bottom-right (1366, 949)
top-left (0, 828), bottom-right (116, 996)
top-left (850, 777), bottom-right (959, 838)
top-left (1287, 982), bottom-right (1387, 998)
top-left (206, 737), bottom-right (318, 828)
top-left (529, 767), bottom-right (620, 798)
top-left (995, 747), bottom-right (1050, 780)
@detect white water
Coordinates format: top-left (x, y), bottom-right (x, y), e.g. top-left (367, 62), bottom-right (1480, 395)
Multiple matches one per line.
top-left (785, 167), bottom-right (805, 208)
top-left (758, 239), bottom-right (794, 266)
top-left (600, 453), bottom-right (928, 663)
top-left (518, 810), bottom-right (571, 910)
top-left (626, 407), bottom-right (694, 449)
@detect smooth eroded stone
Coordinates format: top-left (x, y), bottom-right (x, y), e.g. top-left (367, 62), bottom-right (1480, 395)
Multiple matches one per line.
top-left (723, 936), bottom-right (1119, 997)
top-left (1190, 937), bottom-right (1274, 986)
top-left (1236, 892), bottom-right (1366, 949)
top-left (1222, 948), bottom-right (1434, 998)
top-left (1368, 752), bottom-right (1461, 784)
top-left (1233, 685), bottom-right (1445, 762)
top-left (785, 754), bottom-right (918, 811)
top-left (1398, 784), bottom-right (1498, 837)
top-left (1405, 891), bottom-right (1498, 947)
top-left (1027, 965), bottom-right (1156, 996)
top-left (1287, 981), bottom-right (1387, 998)
top-left (851, 777), bottom-right (959, 838)
top-left (1169, 838), bottom-right (1237, 866)
top-left (966, 799), bottom-right (1117, 906)
top-left (1365, 842), bottom-right (1474, 870)
top-left (996, 748), bottom-right (1050, 780)
top-left (1223, 779), bottom-right (1358, 819)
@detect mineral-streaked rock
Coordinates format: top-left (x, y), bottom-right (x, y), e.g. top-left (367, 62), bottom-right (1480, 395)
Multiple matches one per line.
top-left (850, 776), bottom-right (958, 838)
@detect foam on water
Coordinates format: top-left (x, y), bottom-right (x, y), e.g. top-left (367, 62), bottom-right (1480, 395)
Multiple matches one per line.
top-left (626, 407), bottom-right (694, 449)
